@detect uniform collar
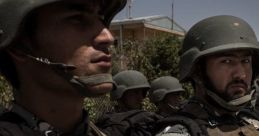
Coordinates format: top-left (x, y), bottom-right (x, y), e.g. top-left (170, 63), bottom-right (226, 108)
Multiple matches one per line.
top-left (10, 102), bottom-right (90, 136)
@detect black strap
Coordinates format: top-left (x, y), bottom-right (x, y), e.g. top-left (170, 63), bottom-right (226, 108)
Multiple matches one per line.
top-left (0, 112), bottom-right (25, 125)
top-left (238, 106), bottom-right (259, 120)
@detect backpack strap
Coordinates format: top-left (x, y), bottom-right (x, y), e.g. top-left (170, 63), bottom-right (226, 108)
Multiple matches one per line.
top-left (89, 121), bottom-right (107, 136)
top-left (0, 112), bottom-right (25, 124)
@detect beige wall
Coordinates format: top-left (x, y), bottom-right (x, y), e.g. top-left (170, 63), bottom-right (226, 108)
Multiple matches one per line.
top-left (110, 23), bottom-right (184, 43)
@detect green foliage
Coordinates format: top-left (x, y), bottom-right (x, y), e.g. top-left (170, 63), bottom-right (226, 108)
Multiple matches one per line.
top-left (113, 34), bottom-right (182, 80)
top-left (83, 94), bottom-right (114, 122)
top-left (143, 97), bottom-right (157, 112)
top-left (142, 35), bottom-right (182, 80)
top-left (0, 76), bottom-right (13, 108)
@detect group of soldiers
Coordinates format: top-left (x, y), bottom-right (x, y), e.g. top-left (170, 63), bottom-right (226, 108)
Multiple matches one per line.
top-left (0, 0), bottom-right (259, 135)
top-left (107, 70), bottom-right (185, 117)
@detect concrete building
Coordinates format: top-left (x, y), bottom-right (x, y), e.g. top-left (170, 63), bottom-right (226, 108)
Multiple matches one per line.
top-left (110, 15), bottom-right (186, 46)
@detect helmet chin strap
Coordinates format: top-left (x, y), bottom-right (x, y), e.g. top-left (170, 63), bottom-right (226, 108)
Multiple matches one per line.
top-left (167, 103), bottom-right (180, 111)
top-left (206, 89), bottom-right (255, 112)
top-left (26, 54), bottom-right (115, 96)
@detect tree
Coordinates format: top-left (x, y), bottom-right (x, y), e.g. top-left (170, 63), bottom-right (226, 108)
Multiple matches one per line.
top-left (113, 34), bottom-right (182, 81)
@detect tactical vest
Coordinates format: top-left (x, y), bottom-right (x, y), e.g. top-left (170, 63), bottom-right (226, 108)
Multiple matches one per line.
top-left (0, 104), bottom-right (106, 136)
top-left (96, 110), bottom-right (162, 136)
top-left (156, 97), bottom-right (259, 136)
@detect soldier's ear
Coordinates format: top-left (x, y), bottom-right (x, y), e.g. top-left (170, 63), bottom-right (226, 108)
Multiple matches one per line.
top-left (6, 31), bottom-right (35, 62)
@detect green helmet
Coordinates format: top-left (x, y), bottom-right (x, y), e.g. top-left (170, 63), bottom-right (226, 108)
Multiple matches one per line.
top-left (149, 76), bottom-right (184, 103)
top-left (179, 15), bottom-right (259, 82)
top-left (0, 0), bottom-right (127, 49)
top-left (110, 70), bottom-right (150, 100)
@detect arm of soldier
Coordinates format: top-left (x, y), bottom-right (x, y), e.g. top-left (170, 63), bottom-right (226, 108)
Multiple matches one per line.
top-left (155, 124), bottom-right (191, 136)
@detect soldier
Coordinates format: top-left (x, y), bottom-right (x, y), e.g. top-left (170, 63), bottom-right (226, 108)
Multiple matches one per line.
top-left (149, 76), bottom-right (186, 117)
top-left (156, 15), bottom-right (259, 136)
top-left (110, 70), bottom-right (150, 112)
top-left (96, 70), bottom-right (161, 136)
top-left (0, 0), bottom-right (127, 135)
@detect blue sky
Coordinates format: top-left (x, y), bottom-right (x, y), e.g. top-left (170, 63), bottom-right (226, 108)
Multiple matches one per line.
top-left (115, 0), bottom-right (259, 37)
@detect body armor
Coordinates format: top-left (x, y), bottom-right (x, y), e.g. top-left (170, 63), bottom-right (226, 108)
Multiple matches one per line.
top-left (156, 97), bottom-right (259, 136)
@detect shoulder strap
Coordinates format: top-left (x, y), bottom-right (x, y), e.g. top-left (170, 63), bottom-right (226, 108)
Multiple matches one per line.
top-left (0, 112), bottom-right (25, 124)
top-left (89, 121), bottom-right (107, 136)
top-left (238, 107), bottom-right (259, 120)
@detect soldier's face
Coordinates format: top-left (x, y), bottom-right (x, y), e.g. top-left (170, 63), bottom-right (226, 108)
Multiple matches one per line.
top-left (26, 1), bottom-right (114, 96)
top-left (205, 50), bottom-right (252, 101)
top-left (121, 89), bottom-right (146, 110)
top-left (164, 92), bottom-right (184, 107)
